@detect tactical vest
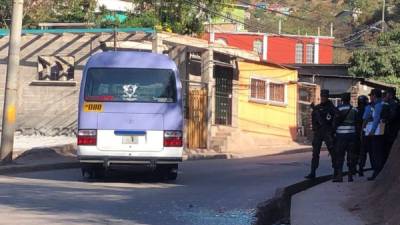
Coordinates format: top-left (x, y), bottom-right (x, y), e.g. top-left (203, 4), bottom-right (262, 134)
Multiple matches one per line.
top-left (336, 105), bottom-right (357, 134)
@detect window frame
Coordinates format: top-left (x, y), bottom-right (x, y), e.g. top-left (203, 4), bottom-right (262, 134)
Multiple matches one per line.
top-left (306, 43), bottom-right (314, 64)
top-left (249, 76), bottom-right (288, 106)
top-left (268, 81), bottom-right (288, 105)
top-left (250, 76), bottom-right (268, 101)
top-left (295, 43), bottom-right (303, 64)
top-left (83, 67), bottom-right (178, 103)
top-left (253, 39), bottom-right (263, 55)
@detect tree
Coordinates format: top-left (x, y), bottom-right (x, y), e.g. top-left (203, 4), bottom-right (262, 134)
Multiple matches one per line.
top-left (0, 0), bottom-right (12, 28)
top-left (131, 0), bottom-right (233, 34)
top-left (0, 0), bottom-right (96, 28)
top-left (349, 28), bottom-right (400, 85)
top-left (52, 0), bottom-right (96, 23)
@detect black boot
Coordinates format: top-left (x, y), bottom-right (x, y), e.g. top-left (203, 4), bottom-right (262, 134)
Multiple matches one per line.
top-left (305, 171), bottom-right (316, 179)
top-left (358, 168), bottom-right (364, 177)
top-left (333, 169), bottom-right (338, 178)
top-left (332, 171), bottom-right (343, 183)
top-left (367, 172), bottom-right (377, 181)
top-left (348, 173), bottom-right (354, 182)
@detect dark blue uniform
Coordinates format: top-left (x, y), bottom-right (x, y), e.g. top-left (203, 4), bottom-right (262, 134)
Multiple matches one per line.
top-left (309, 100), bottom-right (336, 176)
top-left (333, 104), bottom-right (358, 182)
top-left (383, 98), bottom-right (400, 165)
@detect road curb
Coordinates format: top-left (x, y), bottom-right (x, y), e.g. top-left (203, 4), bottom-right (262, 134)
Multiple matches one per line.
top-left (184, 146), bottom-right (313, 161)
top-left (254, 169), bottom-right (372, 225)
top-left (255, 175), bottom-right (332, 225)
top-left (0, 161), bottom-right (81, 175)
top-left (184, 153), bottom-right (231, 161)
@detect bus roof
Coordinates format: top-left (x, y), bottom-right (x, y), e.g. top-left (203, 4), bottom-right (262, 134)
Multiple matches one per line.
top-left (85, 52), bottom-right (177, 70)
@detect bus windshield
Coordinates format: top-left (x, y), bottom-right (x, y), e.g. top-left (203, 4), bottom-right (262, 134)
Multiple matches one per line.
top-left (84, 68), bottom-right (177, 103)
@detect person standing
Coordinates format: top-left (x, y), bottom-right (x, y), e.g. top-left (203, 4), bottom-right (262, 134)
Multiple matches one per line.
top-left (332, 93), bottom-right (358, 182)
top-left (365, 89), bottom-right (385, 181)
top-left (305, 89), bottom-right (337, 179)
top-left (382, 88), bottom-right (400, 166)
top-left (356, 95), bottom-right (369, 177)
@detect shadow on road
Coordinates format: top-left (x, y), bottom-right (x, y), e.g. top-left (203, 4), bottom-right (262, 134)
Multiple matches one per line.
top-left (9, 167), bottom-right (180, 184)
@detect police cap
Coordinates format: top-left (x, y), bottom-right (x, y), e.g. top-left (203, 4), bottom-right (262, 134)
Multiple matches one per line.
top-left (320, 89), bottom-right (329, 97)
top-left (357, 95), bottom-right (368, 104)
top-left (369, 89), bottom-right (382, 98)
top-left (341, 92), bottom-right (351, 102)
top-left (386, 88), bottom-right (396, 96)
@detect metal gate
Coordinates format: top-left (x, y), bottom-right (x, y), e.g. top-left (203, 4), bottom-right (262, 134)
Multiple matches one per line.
top-left (214, 66), bottom-right (233, 125)
top-left (298, 82), bottom-right (319, 139)
top-left (187, 88), bottom-right (208, 149)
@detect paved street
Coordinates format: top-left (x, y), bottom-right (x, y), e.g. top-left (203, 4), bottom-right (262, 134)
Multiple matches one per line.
top-left (0, 152), bottom-right (331, 225)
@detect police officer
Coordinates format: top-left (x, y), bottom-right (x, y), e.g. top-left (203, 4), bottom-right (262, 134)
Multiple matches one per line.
top-left (364, 89), bottom-right (385, 181)
top-left (382, 88), bottom-right (400, 166)
top-left (356, 95), bottom-right (369, 177)
top-left (305, 89), bottom-right (337, 179)
top-left (333, 93), bottom-right (358, 182)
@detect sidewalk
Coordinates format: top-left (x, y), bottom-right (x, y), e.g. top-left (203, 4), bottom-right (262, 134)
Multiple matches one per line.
top-left (291, 180), bottom-right (368, 225)
top-left (0, 136), bottom-right (79, 174)
top-left (12, 135), bottom-right (76, 159)
top-left (185, 144), bottom-right (312, 160)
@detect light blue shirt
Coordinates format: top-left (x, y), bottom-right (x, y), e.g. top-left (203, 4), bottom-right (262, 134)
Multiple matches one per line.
top-left (365, 99), bottom-right (383, 134)
top-left (363, 105), bottom-right (373, 121)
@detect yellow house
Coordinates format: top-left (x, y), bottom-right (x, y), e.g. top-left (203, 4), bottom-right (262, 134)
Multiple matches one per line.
top-left (237, 59), bottom-right (298, 139)
top-left (210, 59), bottom-right (298, 153)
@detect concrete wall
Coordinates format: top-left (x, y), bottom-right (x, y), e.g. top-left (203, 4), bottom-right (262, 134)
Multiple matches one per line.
top-left (0, 32), bottom-right (137, 136)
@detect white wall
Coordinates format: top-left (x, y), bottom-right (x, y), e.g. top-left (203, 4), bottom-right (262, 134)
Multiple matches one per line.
top-left (96, 0), bottom-right (136, 12)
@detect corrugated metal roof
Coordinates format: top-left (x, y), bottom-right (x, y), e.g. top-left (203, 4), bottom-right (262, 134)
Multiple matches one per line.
top-left (0, 27), bottom-right (154, 36)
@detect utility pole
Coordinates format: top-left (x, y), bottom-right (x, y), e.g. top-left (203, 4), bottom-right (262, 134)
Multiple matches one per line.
top-left (382, 0), bottom-right (386, 33)
top-left (278, 19), bottom-right (282, 34)
top-left (113, 11), bottom-right (117, 51)
top-left (0, 0), bottom-right (24, 163)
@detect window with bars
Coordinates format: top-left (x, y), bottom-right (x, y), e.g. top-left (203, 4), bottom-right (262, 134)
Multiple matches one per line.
top-left (295, 43), bottom-right (303, 64)
top-left (306, 44), bottom-right (314, 64)
top-left (250, 78), bottom-right (266, 100)
top-left (253, 39), bottom-right (263, 55)
top-left (250, 77), bottom-right (287, 105)
top-left (269, 83), bottom-right (285, 103)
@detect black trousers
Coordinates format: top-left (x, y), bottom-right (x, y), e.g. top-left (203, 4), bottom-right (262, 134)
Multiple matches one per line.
top-left (370, 135), bottom-right (385, 176)
top-left (359, 136), bottom-right (372, 170)
top-left (311, 129), bottom-right (335, 172)
top-left (383, 133), bottom-right (397, 166)
top-left (334, 134), bottom-right (357, 174)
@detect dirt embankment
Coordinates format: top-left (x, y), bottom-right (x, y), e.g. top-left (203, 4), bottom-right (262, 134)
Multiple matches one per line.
top-left (358, 134), bottom-right (400, 225)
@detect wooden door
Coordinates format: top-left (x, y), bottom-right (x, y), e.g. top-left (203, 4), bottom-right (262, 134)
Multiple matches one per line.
top-left (187, 88), bottom-right (208, 149)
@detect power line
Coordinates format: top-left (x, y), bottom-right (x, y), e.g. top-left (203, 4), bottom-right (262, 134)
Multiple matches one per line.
top-left (235, 0), bottom-right (319, 23)
top-left (184, 0), bottom-right (347, 49)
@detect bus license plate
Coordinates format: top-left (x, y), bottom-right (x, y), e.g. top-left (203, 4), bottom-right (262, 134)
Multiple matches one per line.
top-left (122, 136), bottom-right (139, 144)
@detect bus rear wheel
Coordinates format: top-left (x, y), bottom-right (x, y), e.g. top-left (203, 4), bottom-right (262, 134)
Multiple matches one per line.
top-left (156, 164), bottom-right (178, 181)
top-left (81, 164), bottom-right (105, 180)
